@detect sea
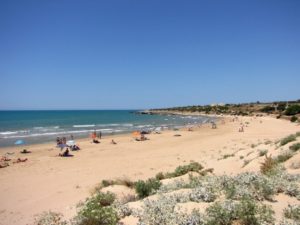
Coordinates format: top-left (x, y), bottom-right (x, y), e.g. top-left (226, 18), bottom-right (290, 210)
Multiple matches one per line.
top-left (0, 110), bottom-right (215, 147)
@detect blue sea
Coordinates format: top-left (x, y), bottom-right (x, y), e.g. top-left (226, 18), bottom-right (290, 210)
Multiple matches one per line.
top-left (0, 110), bottom-right (214, 147)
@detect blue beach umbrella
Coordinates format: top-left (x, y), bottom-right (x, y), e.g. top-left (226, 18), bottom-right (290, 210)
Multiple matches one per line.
top-left (15, 139), bottom-right (25, 145)
top-left (57, 143), bottom-right (67, 150)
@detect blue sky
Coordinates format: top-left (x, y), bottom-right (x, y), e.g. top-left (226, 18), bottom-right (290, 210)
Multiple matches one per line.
top-left (0, 0), bottom-right (299, 109)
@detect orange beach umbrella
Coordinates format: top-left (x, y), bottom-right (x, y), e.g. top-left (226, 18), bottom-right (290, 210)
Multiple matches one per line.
top-left (132, 131), bottom-right (140, 137)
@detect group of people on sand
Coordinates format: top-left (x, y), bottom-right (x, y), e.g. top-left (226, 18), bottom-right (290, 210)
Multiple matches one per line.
top-left (56, 135), bottom-right (80, 157)
top-left (91, 130), bottom-right (117, 145)
top-left (135, 133), bottom-right (148, 141)
top-left (91, 130), bottom-right (101, 144)
top-left (56, 136), bottom-right (67, 145)
top-left (0, 155), bottom-right (28, 168)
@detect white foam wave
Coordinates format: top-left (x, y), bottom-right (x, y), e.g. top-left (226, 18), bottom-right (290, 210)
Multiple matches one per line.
top-left (73, 124), bottom-right (95, 128)
top-left (99, 128), bottom-right (113, 131)
top-left (121, 123), bottom-right (134, 127)
top-left (0, 131), bottom-right (18, 135)
top-left (136, 124), bottom-right (152, 128)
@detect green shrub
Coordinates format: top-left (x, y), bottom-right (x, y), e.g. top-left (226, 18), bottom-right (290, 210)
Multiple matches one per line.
top-left (289, 143), bottom-right (300, 152)
top-left (135, 178), bottom-right (161, 198)
top-left (206, 201), bottom-right (237, 225)
top-left (163, 162), bottom-right (204, 179)
top-left (284, 204), bottom-right (300, 221)
top-left (101, 180), bottom-right (113, 188)
top-left (260, 106), bottom-right (275, 113)
top-left (280, 135), bottom-right (296, 146)
top-left (173, 162), bottom-right (203, 176)
top-left (155, 172), bottom-right (165, 180)
top-left (219, 154), bottom-right (235, 160)
top-left (76, 192), bottom-right (118, 225)
top-left (291, 116), bottom-right (298, 122)
top-left (236, 197), bottom-right (274, 225)
top-left (275, 152), bottom-right (293, 163)
top-left (258, 149), bottom-right (268, 157)
top-left (285, 105), bottom-right (300, 116)
top-left (206, 198), bottom-right (274, 225)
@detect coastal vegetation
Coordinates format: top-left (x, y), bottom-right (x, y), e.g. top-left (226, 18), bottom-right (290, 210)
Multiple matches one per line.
top-left (150, 100), bottom-right (300, 122)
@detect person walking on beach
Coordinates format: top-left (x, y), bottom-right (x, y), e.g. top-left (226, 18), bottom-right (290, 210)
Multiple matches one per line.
top-left (98, 131), bottom-right (102, 139)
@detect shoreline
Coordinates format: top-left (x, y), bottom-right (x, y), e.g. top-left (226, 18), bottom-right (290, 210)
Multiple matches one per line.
top-left (0, 113), bottom-right (217, 150)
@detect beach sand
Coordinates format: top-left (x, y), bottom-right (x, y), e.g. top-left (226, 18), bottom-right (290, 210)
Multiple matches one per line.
top-left (0, 116), bottom-right (299, 225)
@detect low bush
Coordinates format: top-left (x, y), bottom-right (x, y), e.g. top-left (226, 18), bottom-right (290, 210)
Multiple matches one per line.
top-left (290, 143), bottom-right (300, 152)
top-left (155, 172), bottom-right (165, 180)
top-left (285, 105), bottom-right (300, 116)
top-left (161, 162), bottom-right (204, 179)
top-left (206, 200), bottom-right (237, 225)
top-left (189, 186), bottom-right (217, 203)
top-left (173, 162), bottom-right (203, 176)
top-left (75, 192), bottom-right (118, 225)
top-left (139, 195), bottom-right (185, 225)
top-left (284, 204), bottom-right (300, 221)
top-left (275, 152), bottom-right (293, 163)
top-left (219, 154), bottom-right (235, 160)
top-left (291, 116), bottom-right (298, 122)
top-left (260, 106), bottom-right (275, 113)
top-left (236, 197), bottom-right (274, 225)
top-left (280, 135), bottom-right (296, 146)
top-left (206, 198), bottom-right (274, 225)
top-left (34, 211), bottom-right (67, 225)
top-left (258, 149), bottom-right (268, 157)
top-left (135, 178), bottom-right (161, 198)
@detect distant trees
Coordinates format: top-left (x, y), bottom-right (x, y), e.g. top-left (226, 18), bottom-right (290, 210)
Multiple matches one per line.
top-left (285, 105), bottom-right (300, 116)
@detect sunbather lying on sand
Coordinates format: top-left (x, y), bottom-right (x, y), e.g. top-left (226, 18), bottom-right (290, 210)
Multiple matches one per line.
top-left (20, 149), bottom-right (31, 154)
top-left (13, 158), bottom-right (28, 163)
top-left (0, 156), bottom-right (11, 161)
top-left (58, 148), bottom-right (73, 157)
top-left (0, 162), bottom-right (9, 168)
top-left (93, 139), bottom-right (100, 144)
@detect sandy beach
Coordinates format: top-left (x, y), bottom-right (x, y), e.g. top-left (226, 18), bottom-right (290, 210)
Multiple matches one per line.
top-left (0, 115), bottom-right (299, 225)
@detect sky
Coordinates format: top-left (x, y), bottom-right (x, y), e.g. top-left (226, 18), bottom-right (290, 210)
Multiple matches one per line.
top-left (0, 0), bottom-right (299, 110)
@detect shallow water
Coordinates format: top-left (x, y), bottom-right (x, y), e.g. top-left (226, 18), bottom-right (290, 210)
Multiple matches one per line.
top-left (0, 110), bottom-right (214, 147)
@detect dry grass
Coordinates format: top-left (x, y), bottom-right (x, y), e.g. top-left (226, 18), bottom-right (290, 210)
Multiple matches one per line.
top-left (260, 155), bottom-right (277, 175)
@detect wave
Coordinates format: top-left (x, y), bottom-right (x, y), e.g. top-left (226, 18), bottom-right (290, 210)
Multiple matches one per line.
top-left (0, 131), bottom-right (18, 135)
top-left (0, 127), bottom-right (128, 139)
top-left (73, 124), bottom-right (95, 128)
top-left (136, 124), bottom-right (152, 128)
top-left (96, 123), bottom-right (134, 127)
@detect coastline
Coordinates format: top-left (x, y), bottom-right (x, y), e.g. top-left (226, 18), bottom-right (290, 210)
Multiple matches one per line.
top-left (0, 115), bottom-right (299, 225)
top-left (0, 111), bottom-right (216, 148)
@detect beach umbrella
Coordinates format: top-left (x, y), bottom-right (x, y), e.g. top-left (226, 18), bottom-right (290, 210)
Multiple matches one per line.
top-left (15, 139), bottom-right (25, 145)
top-left (66, 140), bottom-right (76, 146)
top-left (154, 127), bottom-right (162, 132)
